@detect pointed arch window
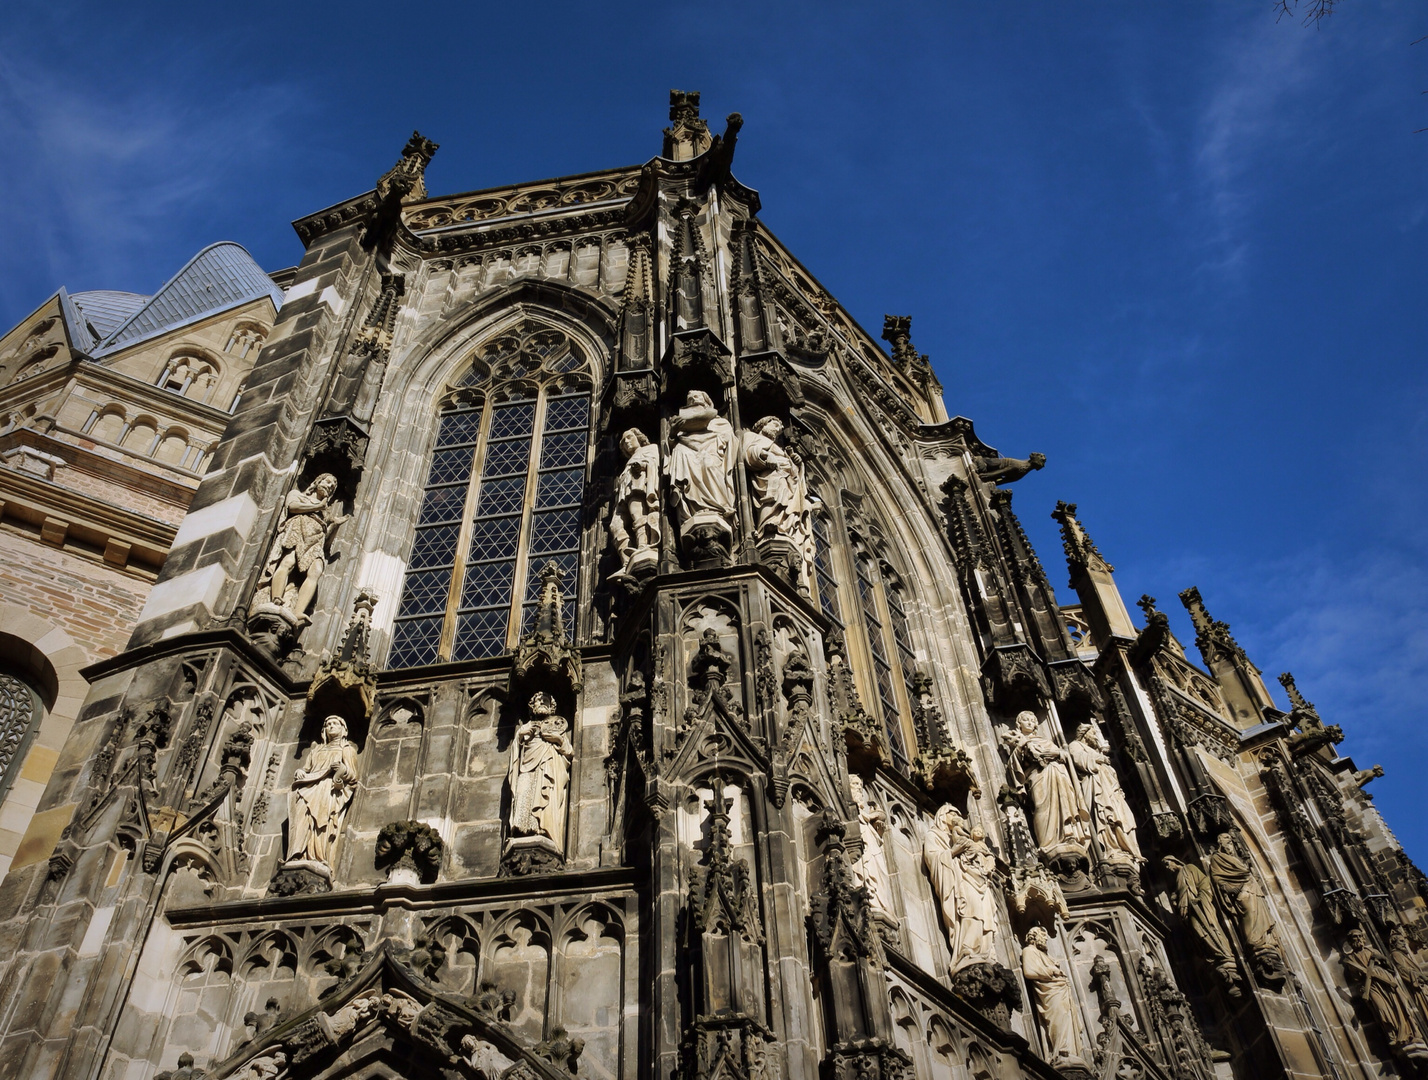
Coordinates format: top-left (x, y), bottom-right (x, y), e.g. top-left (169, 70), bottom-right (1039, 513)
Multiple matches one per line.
top-left (853, 550), bottom-right (910, 770)
top-left (387, 323), bottom-right (591, 670)
top-left (810, 497), bottom-right (844, 633)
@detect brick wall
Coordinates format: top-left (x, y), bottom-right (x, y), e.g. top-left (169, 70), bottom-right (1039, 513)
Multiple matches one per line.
top-left (0, 529), bottom-right (150, 661)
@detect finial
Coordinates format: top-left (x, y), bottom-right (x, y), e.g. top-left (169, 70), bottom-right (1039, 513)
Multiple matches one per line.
top-left (1136, 595), bottom-right (1159, 621)
top-left (1051, 500), bottom-right (1113, 573)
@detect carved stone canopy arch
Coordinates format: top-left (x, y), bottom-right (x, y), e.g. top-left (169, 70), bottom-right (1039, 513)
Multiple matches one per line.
top-left (200, 942), bottom-right (578, 1080)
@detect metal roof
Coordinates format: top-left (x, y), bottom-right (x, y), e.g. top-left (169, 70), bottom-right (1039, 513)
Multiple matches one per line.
top-left (93, 242), bottom-right (284, 357)
top-left (70, 291), bottom-right (150, 343)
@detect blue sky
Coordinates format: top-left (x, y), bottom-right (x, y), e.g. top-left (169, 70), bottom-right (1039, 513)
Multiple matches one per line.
top-left (2, 3), bottom-right (1424, 856)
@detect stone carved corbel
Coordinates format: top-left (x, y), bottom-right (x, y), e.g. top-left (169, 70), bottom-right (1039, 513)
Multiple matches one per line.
top-left (375, 819), bottom-right (444, 885)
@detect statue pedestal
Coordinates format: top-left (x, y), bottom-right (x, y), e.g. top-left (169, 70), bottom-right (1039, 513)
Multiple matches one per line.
top-left (755, 534), bottom-right (803, 591)
top-left (501, 834), bottom-right (563, 877)
top-left (679, 512), bottom-right (732, 567)
top-left (248, 603), bottom-right (300, 655)
top-left (268, 859), bottom-right (331, 897)
top-left (611, 548), bottom-right (659, 595)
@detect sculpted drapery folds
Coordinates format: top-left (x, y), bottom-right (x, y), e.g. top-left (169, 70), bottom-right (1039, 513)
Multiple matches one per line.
top-left (1342, 928), bottom-right (1427, 1053)
top-left (1001, 711), bottom-right (1091, 865)
top-left (665, 390), bottom-right (736, 535)
top-left (923, 804), bottom-right (1000, 973)
top-left (610, 428), bottom-right (661, 581)
top-left (507, 692), bottom-right (574, 854)
top-left (848, 774), bottom-right (893, 915)
top-left (741, 415), bottom-right (816, 565)
top-left (1207, 832), bottom-right (1284, 982)
top-left (1163, 855), bottom-right (1238, 977)
top-left (1390, 927), bottom-right (1428, 1022)
top-left (1021, 925), bottom-right (1086, 1066)
top-left (286, 715), bottom-right (360, 870)
top-left (1068, 722), bottom-right (1142, 867)
top-left (256, 472), bottom-right (348, 621)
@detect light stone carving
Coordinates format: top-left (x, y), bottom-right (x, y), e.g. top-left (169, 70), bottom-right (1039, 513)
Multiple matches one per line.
top-left (1021, 926), bottom-right (1086, 1066)
top-left (1068, 722), bottom-right (1142, 867)
top-left (1391, 927), bottom-right (1428, 1022)
top-left (327, 991), bottom-right (382, 1041)
top-left (1001, 711), bottom-right (1090, 866)
top-left (461, 1034), bottom-right (517, 1079)
top-left (923, 804), bottom-right (1000, 973)
top-left (506, 692), bottom-right (574, 860)
top-left (665, 390), bottom-right (736, 546)
top-left (1207, 832), bottom-right (1281, 964)
top-left (741, 415), bottom-right (815, 575)
top-left (610, 427), bottom-right (661, 582)
top-left (255, 472), bottom-right (348, 623)
top-left (848, 774), bottom-right (893, 915)
top-left (284, 715), bottom-right (359, 876)
top-left (233, 1051), bottom-right (286, 1080)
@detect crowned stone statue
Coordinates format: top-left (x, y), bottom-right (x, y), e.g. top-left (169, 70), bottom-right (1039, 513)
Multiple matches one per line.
top-left (504, 691), bottom-right (575, 873)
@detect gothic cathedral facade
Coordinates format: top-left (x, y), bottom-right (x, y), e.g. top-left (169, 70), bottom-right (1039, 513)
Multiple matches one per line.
top-left (0, 93), bottom-right (1422, 1080)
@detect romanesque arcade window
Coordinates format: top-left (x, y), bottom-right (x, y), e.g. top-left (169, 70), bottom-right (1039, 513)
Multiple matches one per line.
top-left (387, 323), bottom-right (591, 670)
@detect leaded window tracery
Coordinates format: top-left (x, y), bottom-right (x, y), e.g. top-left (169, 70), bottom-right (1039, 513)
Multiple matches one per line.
top-left (388, 323), bottom-right (591, 670)
top-left (0, 673), bottom-right (41, 805)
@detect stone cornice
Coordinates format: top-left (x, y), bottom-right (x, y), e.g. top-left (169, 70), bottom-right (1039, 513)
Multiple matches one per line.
top-left (164, 865), bottom-right (641, 926)
top-left (0, 465), bottom-right (174, 573)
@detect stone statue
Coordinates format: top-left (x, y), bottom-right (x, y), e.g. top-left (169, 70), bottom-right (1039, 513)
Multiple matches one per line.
top-left (1000, 712), bottom-right (1090, 866)
top-left (610, 428), bottom-right (661, 581)
top-left (506, 692), bottom-right (575, 857)
top-left (923, 804), bottom-right (1000, 973)
top-left (461, 1034), bottom-right (516, 1080)
top-left (1068, 723), bottom-right (1142, 867)
top-left (233, 1051), bottom-right (287, 1080)
top-left (1163, 856), bottom-right (1237, 976)
top-left (381, 992), bottom-right (423, 1030)
top-left (257, 472), bottom-right (348, 622)
top-left (1208, 832), bottom-right (1281, 972)
top-left (1021, 926), bottom-right (1085, 1065)
top-left (848, 774), bottom-right (893, 915)
top-left (741, 415), bottom-right (815, 554)
top-left (1390, 928), bottom-right (1428, 1021)
top-left (1342, 928), bottom-right (1427, 1052)
top-left (285, 716), bottom-right (360, 873)
top-left (327, 991), bottom-right (382, 1041)
top-left (665, 390), bottom-right (736, 540)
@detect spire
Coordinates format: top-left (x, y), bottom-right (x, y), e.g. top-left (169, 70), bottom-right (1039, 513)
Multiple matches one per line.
top-left (1050, 501), bottom-right (1135, 643)
top-left (880, 315), bottom-right (939, 392)
top-left (1178, 588), bottom-right (1274, 726)
top-left (376, 131), bottom-right (439, 204)
top-left (512, 561), bottom-right (582, 695)
top-left (662, 90), bottom-right (711, 160)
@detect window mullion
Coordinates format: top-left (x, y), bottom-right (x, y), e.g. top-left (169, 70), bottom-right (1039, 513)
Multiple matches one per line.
top-left (439, 401), bottom-right (493, 661)
top-left (505, 386), bottom-right (548, 648)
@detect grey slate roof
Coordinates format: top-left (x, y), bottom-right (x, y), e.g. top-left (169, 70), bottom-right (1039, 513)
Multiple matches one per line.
top-left (92, 242), bottom-right (284, 358)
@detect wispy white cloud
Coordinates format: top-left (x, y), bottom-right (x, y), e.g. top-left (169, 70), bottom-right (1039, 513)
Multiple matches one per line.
top-left (0, 50), bottom-right (301, 313)
top-left (1191, 17), bottom-right (1318, 276)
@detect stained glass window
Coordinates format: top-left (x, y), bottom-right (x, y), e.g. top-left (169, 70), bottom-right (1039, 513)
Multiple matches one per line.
top-left (388, 323), bottom-right (591, 670)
